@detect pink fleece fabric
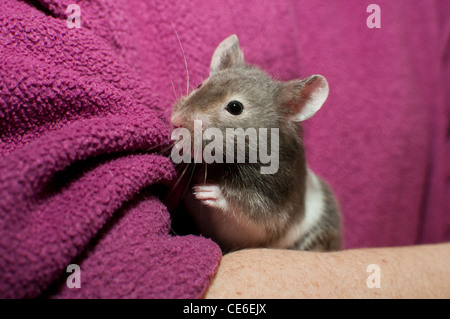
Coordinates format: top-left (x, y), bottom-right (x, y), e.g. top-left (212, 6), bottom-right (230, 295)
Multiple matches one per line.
top-left (0, 0), bottom-right (449, 298)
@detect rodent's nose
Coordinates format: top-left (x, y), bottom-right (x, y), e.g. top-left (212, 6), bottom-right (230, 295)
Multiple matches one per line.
top-left (171, 113), bottom-right (184, 128)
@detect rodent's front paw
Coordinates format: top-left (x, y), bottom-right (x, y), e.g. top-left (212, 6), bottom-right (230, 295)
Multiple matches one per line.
top-left (193, 185), bottom-right (228, 210)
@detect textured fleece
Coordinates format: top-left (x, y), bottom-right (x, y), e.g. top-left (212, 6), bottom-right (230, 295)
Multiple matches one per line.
top-left (0, 0), bottom-right (222, 298)
top-left (1, 0), bottom-right (449, 298)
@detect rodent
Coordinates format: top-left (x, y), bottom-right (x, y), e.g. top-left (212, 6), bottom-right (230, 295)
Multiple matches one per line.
top-left (170, 35), bottom-right (341, 252)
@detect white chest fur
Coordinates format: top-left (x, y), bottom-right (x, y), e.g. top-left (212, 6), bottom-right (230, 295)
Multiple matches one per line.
top-left (270, 168), bottom-right (325, 248)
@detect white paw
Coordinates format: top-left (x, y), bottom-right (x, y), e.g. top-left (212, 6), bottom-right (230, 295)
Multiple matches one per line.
top-left (193, 185), bottom-right (228, 210)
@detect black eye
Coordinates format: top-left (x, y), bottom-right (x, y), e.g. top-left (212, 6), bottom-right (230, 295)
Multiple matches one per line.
top-left (226, 100), bottom-right (244, 115)
top-left (197, 83), bottom-right (203, 89)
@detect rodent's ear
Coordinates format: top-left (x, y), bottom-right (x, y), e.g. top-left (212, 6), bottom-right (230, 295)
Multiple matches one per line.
top-left (210, 35), bottom-right (244, 75)
top-left (282, 75), bottom-right (329, 122)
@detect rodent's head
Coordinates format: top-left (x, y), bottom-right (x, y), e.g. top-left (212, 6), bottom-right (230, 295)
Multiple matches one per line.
top-left (171, 34), bottom-right (329, 157)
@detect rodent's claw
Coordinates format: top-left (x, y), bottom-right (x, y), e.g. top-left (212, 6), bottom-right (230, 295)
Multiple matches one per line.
top-left (193, 185), bottom-right (228, 210)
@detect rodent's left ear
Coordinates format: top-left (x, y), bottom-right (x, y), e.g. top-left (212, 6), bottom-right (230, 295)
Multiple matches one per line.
top-left (210, 35), bottom-right (244, 75)
top-left (282, 75), bottom-right (329, 122)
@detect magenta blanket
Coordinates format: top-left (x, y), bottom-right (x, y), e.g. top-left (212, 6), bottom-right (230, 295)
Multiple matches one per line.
top-left (1, 0), bottom-right (449, 298)
top-left (0, 0), bottom-right (223, 298)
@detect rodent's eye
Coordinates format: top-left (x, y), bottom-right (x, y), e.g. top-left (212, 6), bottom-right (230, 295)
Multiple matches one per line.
top-left (197, 83), bottom-right (203, 89)
top-left (226, 100), bottom-right (244, 116)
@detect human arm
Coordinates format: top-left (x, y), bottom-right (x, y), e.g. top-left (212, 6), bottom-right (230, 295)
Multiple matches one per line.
top-left (204, 243), bottom-right (450, 298)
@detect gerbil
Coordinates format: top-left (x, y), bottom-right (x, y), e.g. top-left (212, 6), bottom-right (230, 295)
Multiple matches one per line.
top-left (170, 35), bottom-right (341, 252)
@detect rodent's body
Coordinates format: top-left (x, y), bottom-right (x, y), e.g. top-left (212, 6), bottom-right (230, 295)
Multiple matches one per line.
top-left (171, 35), bottom-right (341, 252)
top-left (184, 165), bottom-right (341, 251)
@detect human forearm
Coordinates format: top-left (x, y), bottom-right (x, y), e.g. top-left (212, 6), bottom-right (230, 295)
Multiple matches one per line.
top-left (204, 243), bottom-right (450, 298)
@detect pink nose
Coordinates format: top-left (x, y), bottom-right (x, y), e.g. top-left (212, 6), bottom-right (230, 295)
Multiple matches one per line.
top-left (171, 113), bottom-right (183, 128)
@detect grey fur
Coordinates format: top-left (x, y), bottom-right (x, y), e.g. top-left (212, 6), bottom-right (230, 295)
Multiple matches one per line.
top-left (171, 35), bottom-right (341, 252)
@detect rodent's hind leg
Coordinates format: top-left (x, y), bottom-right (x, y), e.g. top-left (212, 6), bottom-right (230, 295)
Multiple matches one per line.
top-left (193, 185), bottom-right (229, 211)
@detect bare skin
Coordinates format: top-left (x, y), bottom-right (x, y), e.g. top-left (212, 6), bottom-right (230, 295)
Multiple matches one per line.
top-left (204, 243), bottom-right (450, 298)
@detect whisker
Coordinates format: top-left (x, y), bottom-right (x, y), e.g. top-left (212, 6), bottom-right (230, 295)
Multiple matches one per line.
top-left (169, 78), bottom-right (179, 102)
top-left (186, 163), bottom-right (196, 193)
top-left (159, 144), bottom-right (176, 157)
top-left (171, 162), bottom-right (191, 192)
top-left (159, 201), bottom-right (178, 236)
top-left (161, 162), bottom-right (190, 216)
top-left (164, 65), bottom-right (181, 103)
top-left (171, 22), bottom-right (190, 96)
top-left (170, 162), bottom-right (196, 217)
top-left (144, 142), bottom-right (173, 155)
top-left (153, 91), bottom-right (178, 106)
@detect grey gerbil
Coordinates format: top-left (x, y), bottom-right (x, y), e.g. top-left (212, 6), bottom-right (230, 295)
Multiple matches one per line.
top-left (170, 35), bottom-right (341, 252)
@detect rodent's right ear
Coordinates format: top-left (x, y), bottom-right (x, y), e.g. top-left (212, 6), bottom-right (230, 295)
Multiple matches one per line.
top-left (281, 75), bottom-right (329, 122)
top-left (210, 35), bottom-right (244, 75)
